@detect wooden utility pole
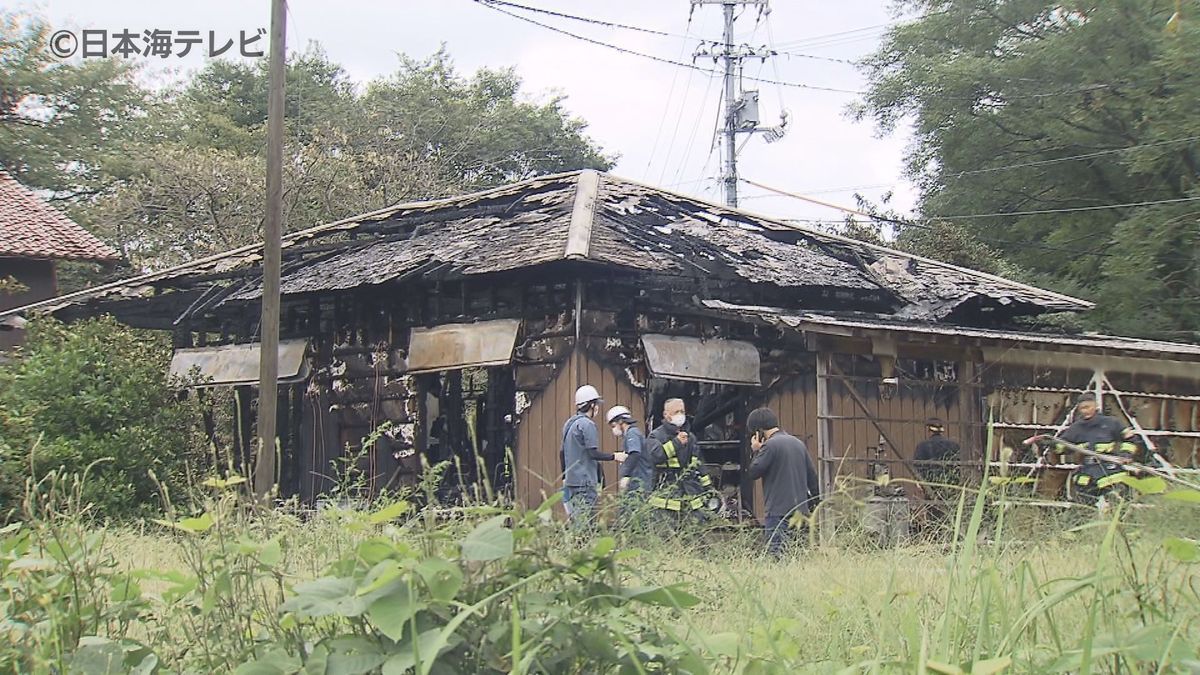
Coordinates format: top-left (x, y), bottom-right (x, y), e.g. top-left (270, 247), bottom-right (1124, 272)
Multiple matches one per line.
top-left (254, 0), bottom-right (287, 500)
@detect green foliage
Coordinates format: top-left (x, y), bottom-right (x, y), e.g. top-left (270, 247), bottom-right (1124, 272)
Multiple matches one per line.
top-left (856, 0), bottom-right (1200, 339)
top-left (0, 317), bottom-right (206, 520)
top-left (0, 472), bottom-right (158, 673)
top-left (81, 46), bottom-right (613, 269)
top-left (2, 465), bottom-right (1200, 673)
top-left (0, 12), bottom-right (147, 195)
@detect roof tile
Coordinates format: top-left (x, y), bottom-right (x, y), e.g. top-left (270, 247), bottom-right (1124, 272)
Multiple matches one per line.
top-left (0, 171), bottom-right (119, 261)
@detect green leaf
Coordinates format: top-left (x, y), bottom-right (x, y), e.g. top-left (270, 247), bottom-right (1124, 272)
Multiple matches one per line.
top-left (323, 636), bottom-right (387, 675)
top-left (416, 558), bottom-right (463, 603)
top-left (592, 536), bottom-right (616, 557)
top-left (201, 475), bottom-right (247, 489)
top-left (382, 628), bottom-right (459, 675)
top-left (1164, 537), bottom-right (1200, 563)
top-left (704, 632), bottom-right (741, 657)
top-left (357, 538), bottom-right (398, 565)
top-left (69, 638), bottom-right (126, 675)
top-left (366, 582), bottom-right (426, 641)
top-left (1097, 473), bottom-right (1166, 494)
top-left (234, 647), bottom-right (301, 675)
top-left (620, 584), bottom-right (702, 608)
top-left (356, 560), bottom-right (404, 598)
top-left (1164, 489), bottom-right (1200, 503)
top-left (925, 661), bottom-right (965, 675)
top-left (461, 516), bottom-right (513, 562)
top-left (369, 500), bottom-right (410, 524)
top-left (259, 538), bottom-right (282, 567)
top-left (613, 548), bottom-right (643, 562)
top-left (279, 577), bottom-right (368, 618)
top-left (152, 512), bottom-right (214, 534)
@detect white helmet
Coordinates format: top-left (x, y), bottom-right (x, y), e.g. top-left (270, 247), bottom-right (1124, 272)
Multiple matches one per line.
top-left (574, 384), bottom-right (601, 407)
top-left (605, 405), bottom-right (632, 425)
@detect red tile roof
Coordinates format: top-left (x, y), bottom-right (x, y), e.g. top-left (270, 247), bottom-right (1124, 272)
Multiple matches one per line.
top-left (0, 171), bottom-right (119, 261)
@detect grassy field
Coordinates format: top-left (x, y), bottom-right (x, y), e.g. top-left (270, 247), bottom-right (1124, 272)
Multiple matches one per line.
top-left (4, 474), bottom-right (1200, 674)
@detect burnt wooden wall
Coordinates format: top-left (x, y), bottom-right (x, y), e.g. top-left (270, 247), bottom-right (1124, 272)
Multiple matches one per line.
top-left (514, 350), bottom-right (645, 511)
top-left (764, 354), bottom-right (975, 509)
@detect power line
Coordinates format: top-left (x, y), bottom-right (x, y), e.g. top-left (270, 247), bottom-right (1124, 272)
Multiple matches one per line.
top-left (744, 176), bottom-right (1200, 222)
top-left (932, 196), bottom-right (1200, 220)
top-left (738, 177), bottom-right (1200, 258)
top-left (471, 0), bottom-right (864, 95)
top-left (752, 135), bottom-right (1200, 199)
top-left (773, 23), bottom-right (889, 48)
top-left (477, 0), bottom-right (857, 65)
top-left (476, 0), bottom-right (691, 39)
top-left (644, 14), bottom-right (696, 178)
top-left (946, 135), bottom-right (1200, 179)
top-left (671, 67), bottom-right (720, 186)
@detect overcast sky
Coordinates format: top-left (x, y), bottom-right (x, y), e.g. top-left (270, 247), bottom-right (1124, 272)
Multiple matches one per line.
top-left (19, 0), bottom-right (917, 223)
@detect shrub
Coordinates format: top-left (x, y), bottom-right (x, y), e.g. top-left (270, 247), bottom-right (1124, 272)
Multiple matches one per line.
top-left (0, 316), bottom-right (206, 520)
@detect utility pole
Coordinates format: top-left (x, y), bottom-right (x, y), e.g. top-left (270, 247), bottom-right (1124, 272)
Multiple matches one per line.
top-left (254, 0), bottom-right (287, 501)
top-left (720, 2), bottom-right (738, 208)
top-left (691, 0), bottom-right (785, 208)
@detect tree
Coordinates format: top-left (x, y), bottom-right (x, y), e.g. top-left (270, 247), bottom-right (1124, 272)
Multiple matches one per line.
top-left (855, 0), bottom-right (1200, 339)
top-left (0, 317), bottom-right (207, 520)
top-left (79, 47), bottom-right (614, 269)
top-left (0, 13), bottom-right (146, 197)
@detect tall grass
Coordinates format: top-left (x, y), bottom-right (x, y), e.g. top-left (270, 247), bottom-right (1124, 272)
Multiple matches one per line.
top-left (3, 455), bottom-right (1200, 673)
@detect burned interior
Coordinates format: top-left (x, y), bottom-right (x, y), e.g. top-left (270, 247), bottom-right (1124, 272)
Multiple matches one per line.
top-left (14, 169), bottom-right (1200, 520)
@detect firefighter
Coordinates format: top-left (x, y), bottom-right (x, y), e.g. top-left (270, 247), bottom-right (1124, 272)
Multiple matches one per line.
top-left (607, 405), bottom-right (652, 528)
top-left (1051, 392), bottom-right (1140, 502)
top-left (913, 417), bottom-right (962, 523)
top-left (561, 385), bottom-right (627, 528)
top-left (645, 398), bottom-right (716, 522)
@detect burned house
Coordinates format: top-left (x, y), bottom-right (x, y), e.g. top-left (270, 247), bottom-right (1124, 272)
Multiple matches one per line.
top-left (4, 170), bottom-right (1200, 515)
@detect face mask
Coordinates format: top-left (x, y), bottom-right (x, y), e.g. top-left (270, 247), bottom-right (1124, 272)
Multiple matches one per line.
top-left (611, 426), bottom-right (622, 437)
top-left (670, 413), bottom-right (686, 427)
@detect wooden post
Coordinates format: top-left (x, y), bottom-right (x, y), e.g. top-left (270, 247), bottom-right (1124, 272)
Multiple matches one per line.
top-left (958, 357), bottom-right (981, 483)
top-left (254, 0), bottom-right (287, 500)
top-left (815, 352), bottom-right (834, 497)
top-left (815, 351), bottom-right (835, 542)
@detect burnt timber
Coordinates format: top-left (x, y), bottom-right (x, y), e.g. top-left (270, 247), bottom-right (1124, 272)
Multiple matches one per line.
top-left (5, 170), bottom-right (1200, 516)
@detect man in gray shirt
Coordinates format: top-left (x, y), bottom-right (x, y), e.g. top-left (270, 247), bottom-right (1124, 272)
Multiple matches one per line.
top-left (561, 384), bottom-right (627, 528)
top-left (747, 407), bottom-right (820, 557)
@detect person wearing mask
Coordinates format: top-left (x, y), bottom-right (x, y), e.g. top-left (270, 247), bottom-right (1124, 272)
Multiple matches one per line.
top-left (646, 398), bottom-right (715, 521)
top-left (607, 405), bottom-right (652, 527)
top-left (561, 385), bottom-right (627, 528)
top-left (746, 407), bottom-right (820, 557)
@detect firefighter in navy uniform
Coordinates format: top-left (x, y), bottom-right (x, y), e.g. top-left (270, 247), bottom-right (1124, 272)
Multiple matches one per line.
top-left (1051, 392), bottom-right (1142, 501)
top-left (645, 398), bottom-right (718, 521)
top-left (913, 418), bottom-right (962, 522)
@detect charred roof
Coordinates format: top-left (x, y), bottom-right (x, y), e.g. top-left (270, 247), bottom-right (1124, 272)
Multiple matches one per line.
top-left (2, 170), bottom-right (1091, 325)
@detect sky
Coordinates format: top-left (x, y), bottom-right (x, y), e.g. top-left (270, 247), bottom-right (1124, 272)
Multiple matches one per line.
top-left (17, 0), bottom-right (918, 223)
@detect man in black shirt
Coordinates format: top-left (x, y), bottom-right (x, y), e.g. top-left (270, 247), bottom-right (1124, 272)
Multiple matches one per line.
top-left (747, 407), bottom-right (821, 557)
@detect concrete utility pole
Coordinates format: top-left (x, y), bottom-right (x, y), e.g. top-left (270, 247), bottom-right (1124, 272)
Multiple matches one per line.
top-left (691, 0), bottom-right (782, 208)
top-left (254, 0), bottom-right (287, 500)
